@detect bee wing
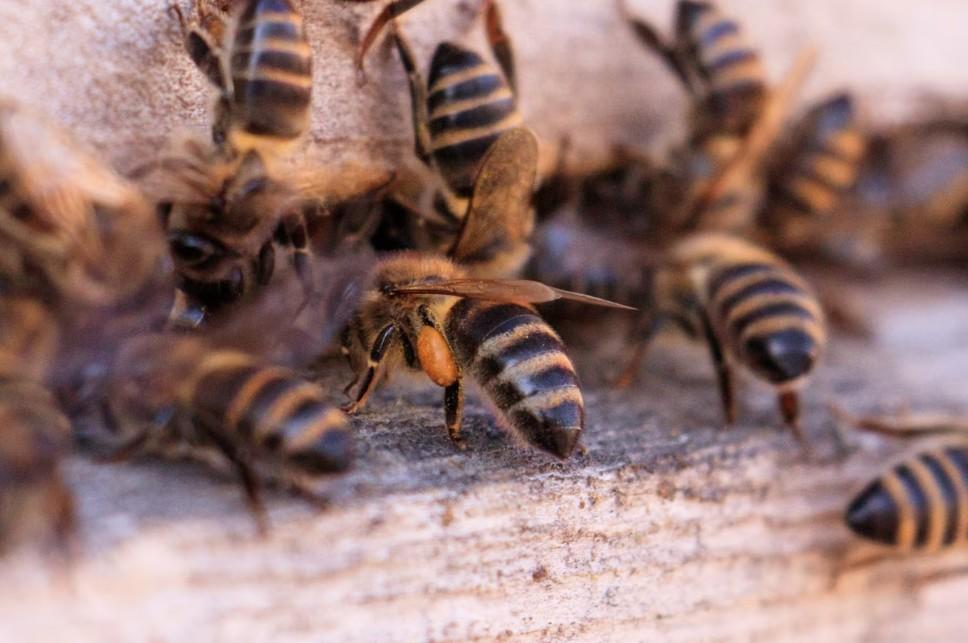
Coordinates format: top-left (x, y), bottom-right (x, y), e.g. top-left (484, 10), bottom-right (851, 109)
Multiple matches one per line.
top-left (389, 278), bottom-right (637, 311)
top-left (449, 127), bottom-right (539, 265)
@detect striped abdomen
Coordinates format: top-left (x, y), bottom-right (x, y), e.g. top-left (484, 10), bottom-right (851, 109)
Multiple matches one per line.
top-left (230, 0), bottom-right (312, 140)
top-left (772, 93), bottom-right (865, 217)
top-left (186, 353), bottom-right (352, 474)
top-left (446, 299), bottom-right (583, 458)
top-left (847, 448), bottom-right (968, 550)
top-left (677, 0), bottom-right (765, 134)
top-left (427, 43), bottom-right (521, 207)
top-left (705, 260), bottom-right (825, 384)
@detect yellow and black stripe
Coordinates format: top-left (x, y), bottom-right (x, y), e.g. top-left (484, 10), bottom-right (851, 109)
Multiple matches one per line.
top-left (677, 0), bottom-right (765, 135)
top-left (705, 259), bottom-right (825, 384)
top-left (846, 448), bottom-right (968, 550)
top-left (186, 352), bottom-right (352, 474)
top-left (445, 299), bottom-right (583, 458)
top-left (770, 93), bottom-right (865, 219)
top-left (426, 42), bottom-right (522, 216)
top-left (230, 0), bottom-right (312, 141)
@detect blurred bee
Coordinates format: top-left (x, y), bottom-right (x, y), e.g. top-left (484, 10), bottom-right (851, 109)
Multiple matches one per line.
top-left (0, 100), bottom-right (171, 554)
top-left (853, 117), bottom-right (968, 263)
top-left (145, 0), bottom-right (388, 325)
top-left (621, 0), bottom-right (765, 142)
top-left (622, 0), bottom-right (822, 238)
top-left (618, 233), bottom-right (826, 441)
top-left (834, 408), bottom-right (968, 552)
top-left (355, 0), bottom-right (527, 265)
top-left (97, 332), bottom-right (353, 532)
top-left (341, 129), bottom-right (634, 459)
top-left (763, 92), bottom-right (868, 259)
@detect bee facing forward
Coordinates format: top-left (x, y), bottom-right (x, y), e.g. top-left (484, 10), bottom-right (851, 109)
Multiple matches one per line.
top-left (341, 129), bottom-right (633, 458)
top-left (835, 409), bottom-right (968, 552)
top-left (619, 233), bottom-right (826, 441)
top-left (145, 0), bottom-right (386, 325)
top-left (356, 0), bottom-right (526, 261)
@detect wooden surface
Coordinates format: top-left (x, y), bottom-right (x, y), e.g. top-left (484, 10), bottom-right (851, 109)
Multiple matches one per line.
top-left (0, 270), bottom-right (965, 642)
top-left (1, 1), bottom-right (968, 641)
top-left (4, 0), bottom-right (968, 176)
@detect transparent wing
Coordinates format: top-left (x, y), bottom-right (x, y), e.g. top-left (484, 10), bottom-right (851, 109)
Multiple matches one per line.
top-left (388, 278), bottom-right (637, 311)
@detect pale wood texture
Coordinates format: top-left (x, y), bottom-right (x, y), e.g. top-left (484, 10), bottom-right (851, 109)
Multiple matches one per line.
top-left (1, 1), bottom-right (968, 642)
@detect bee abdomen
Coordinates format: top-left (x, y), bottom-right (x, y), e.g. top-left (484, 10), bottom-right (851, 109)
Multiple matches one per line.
top-left (447, 300), bottom-right (583, 458)
top-left (774, 94), bottom-right (865, 217)
top-left (426, 43), bottom-right (521, 197)
top-left (188, 356), bottom-right (352, 474)
top-left (230, 0), bottom-right (312, 140)
top-left (706, 261), bottom-right (824, 383)
top-left (846, 448), bottom-right (968, 550)
top-left (681, 1), bottom-right (764, 131)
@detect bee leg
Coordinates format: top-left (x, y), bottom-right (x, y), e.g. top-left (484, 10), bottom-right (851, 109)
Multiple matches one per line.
top-left (699, 312), bottom-right (737, 426)
top-left (354, 0), bottom-right (428, 75)
top-left (414, 305), bottom-right (466, 449)
top-left (482, 0), bottom-right (516, 95)
top-left (779, 390), bottom-right (810, 451)
top-left (390, 22), bottom-right (433, 165)
top-left (444, 381), bottom-right (466, 451)
top-left (612, 313), bottom-right (660, 389)
top-left (198, 422), bottom-right (269, 536)
top-left (169, 3), bottom-right (226, 91)
top-left (619, 0), bottom-right (694, 94)
top-left (278, 212), bottom-right (316, 305)
top-left (342, 323), bottom-right (398, 415)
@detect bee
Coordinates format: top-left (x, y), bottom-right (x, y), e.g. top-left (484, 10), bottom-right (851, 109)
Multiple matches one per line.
top-left (340, 129), bottom-right (634, 458)
top-left (99, 332), bottom-right (353, 532)
top-left (618, 233), bottom-right (826, 441)
top-left (834, 408), bottom-right (968, 551)
top-left (621, 0), bottom-right (765, 143)
top-left (355, 0), bottom-right (527, 265)
top-left (620, 0), bottom-right (815, 238)
top-left (146, 0), bottom-right (388, 326)
top-left (763, 92), bottom-right (867, 254)
top-left (0, 100), bottom-right (170, 553)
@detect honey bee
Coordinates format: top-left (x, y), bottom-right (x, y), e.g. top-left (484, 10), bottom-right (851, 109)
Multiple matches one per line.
top-left (98, 332), bottom-right (353, 532)
top-left (355, 0), bottom-right (527, 264)
top-left (763, 92), bottom-right (867, 255)
top-left (621, 1), bottom-right (816, 238)
top-left (834, 408), bottom-right (968, 551)
top-left (0, 100), bottom-right (170, 553)
top-left (340, 129), bottom-right (634, 459)
top-left (145, 0), bottom-right (388, 326)
top-left (618, 233), bottom-right (826, 441)
top-left (621, 0), bottom-right (766, 142)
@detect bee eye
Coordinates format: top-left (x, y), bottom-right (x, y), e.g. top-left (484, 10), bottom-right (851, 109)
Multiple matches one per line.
top-left (168, 232), bottom-right (221, 267)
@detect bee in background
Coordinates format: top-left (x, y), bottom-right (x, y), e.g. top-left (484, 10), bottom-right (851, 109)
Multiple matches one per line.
top-left (853, 118), bottom-right (968, 263)
top-left (354, 0), bottom-right (528, 267)
top-left (834, 407), bottom-right (968, 552)
top-left (763, 92), bottom-right (868, 258)
top-left (621, 0), bottom-right (815, 238)
top-left (0, 100), bottom-right (171, 554)
top-left (620, 0), bottom-right (765, 142)
top-left (617, 233), bottom-right (826, 442)
top-left (97, 332), bottom-right (353, 533)
top-left (341, 129), bottom-right (634, 459)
